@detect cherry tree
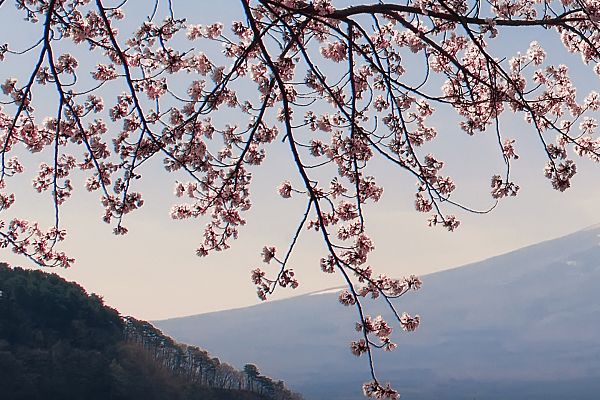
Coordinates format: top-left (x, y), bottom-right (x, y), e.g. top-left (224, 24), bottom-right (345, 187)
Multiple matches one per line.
top-left (2, 0), bottom-right (600, 397)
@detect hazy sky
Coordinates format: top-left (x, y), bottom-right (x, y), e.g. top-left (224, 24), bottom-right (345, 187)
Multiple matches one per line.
top-left (1, 1), bottom-right (600, 321)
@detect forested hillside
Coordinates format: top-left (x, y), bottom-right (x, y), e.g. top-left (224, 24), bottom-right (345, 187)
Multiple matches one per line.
top-left (0, 264), bottom-right (301, 400)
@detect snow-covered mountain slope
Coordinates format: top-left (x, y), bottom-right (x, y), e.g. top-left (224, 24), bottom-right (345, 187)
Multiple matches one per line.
top-left (156, 225), bottom-right (600, 399)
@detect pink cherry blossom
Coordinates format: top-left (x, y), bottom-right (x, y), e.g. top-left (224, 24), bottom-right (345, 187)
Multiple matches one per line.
top-left (2, 1), bottom-right (600, 397)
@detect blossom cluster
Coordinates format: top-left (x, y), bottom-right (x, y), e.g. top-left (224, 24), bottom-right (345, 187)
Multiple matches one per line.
top-left (2, 0), bottom-right (600, 398)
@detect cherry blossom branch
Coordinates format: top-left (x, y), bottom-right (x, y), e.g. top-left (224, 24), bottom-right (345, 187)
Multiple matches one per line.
top-left (3, 1), bottom-right (600, 398)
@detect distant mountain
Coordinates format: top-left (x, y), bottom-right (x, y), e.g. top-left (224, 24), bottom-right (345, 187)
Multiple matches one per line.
top-left (0, 264), bottom-right (301, 400)
top-left (155, 225), bottom-right (600, 399)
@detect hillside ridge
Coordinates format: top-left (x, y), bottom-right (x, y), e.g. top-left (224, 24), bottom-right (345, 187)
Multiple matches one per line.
top-left (0, 264), bottom-right (302, 400)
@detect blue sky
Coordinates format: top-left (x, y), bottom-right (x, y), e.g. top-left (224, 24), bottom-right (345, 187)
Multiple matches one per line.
top-left (0, 0), bottom-right (599, 320)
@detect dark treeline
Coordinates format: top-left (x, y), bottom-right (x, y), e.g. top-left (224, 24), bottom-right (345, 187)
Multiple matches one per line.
top-left (0, 264), bottom-right (302, 400)
top-left (124, 317), bottom-right (302, 400)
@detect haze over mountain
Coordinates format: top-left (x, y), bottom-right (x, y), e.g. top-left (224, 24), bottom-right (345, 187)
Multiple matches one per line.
top-left (156, 224), bottom-right (600, 399)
